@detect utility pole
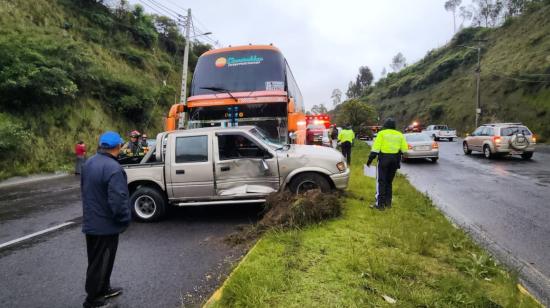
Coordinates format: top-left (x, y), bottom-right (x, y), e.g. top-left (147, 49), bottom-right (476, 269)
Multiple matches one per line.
top-left (178, 8), bottom-right (192, 129)
top-left (459, 41), bottom-right (486, 128)
top-left (475, 46), bottom-right (481, 128)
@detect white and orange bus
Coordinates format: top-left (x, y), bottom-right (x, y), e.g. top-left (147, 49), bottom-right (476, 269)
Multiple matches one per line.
top-left (166, 45), bottom-right (306, 144)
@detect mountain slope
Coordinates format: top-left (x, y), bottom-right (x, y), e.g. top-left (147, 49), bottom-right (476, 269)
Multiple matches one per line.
top-left (0, 0), bottom-right (207, 179)
top-left (366, 4), bottom-right (550, 140)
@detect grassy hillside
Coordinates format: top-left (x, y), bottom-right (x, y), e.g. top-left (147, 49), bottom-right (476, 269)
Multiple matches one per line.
top-left (0, 0), bottom-right (208, 179)
top-left (366, 3), bottom-right (550, 140)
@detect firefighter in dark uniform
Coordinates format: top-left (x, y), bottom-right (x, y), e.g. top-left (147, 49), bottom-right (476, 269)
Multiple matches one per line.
top-left (366, 118), bottom-right (408, 210)
top-left (121, 130), bottom-right (143, 157)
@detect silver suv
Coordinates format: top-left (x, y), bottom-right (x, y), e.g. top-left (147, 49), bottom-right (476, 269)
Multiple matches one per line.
top-left (463, 123), bottom-right (536, 159)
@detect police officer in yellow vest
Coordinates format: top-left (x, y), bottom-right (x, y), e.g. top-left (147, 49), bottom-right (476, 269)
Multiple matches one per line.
top-left (366, 118), bottom-right (408, 210)
top-left (338, 124), bottom-right (355, 165)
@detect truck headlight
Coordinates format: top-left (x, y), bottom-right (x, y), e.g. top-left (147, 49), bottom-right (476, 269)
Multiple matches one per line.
top-left (336, 162), bottom-right (346, 172)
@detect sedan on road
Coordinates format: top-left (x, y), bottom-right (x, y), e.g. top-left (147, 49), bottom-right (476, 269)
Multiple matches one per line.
top-left (403, 133), bottom-right (439, 163)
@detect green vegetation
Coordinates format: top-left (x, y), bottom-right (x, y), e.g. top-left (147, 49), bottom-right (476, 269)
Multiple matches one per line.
top-left (362, 3), bottom-right (550, 141)
top-left (207, 143), bottom-right (540, 307)
top-left (0, 0), bottom-right (209, 179)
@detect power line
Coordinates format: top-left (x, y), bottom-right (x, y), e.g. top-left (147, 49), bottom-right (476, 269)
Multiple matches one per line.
top-left (135, 0), bottom-right (178, 19)
top-left (146, 0), bottom-right (184, 17)
top-left (138, 0), bottom-right (179, 20)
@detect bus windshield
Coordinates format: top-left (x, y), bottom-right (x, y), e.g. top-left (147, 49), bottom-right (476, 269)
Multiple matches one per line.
top-left (191, 49), bottom-right (286, 95)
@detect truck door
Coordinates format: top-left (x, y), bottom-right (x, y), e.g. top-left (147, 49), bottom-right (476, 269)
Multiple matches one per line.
top-left (167, 133), bottom-right (215, 200)
top-left (214, 132), bottom-right (279, 197)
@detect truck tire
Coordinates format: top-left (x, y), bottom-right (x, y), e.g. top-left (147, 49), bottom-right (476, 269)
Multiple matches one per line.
top-left (448, 138), bottom-right (454, 142)
top-left (130, 186), bottom-right (167, 222)
top-left (430, 157), bottom-right (439, 163)
top-left (432, 134), bottom-right (438, 141)
top-left (463, 142), bottom-right (472, 155)
top-left (288, 172), bottom-right (331, 194)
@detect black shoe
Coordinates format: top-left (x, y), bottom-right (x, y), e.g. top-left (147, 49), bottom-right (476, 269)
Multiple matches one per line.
top-left (102, 287), bottom-right (123, 299)
top-left (369, 204), bottom-right (384, 211)
top-left (386, 203), bottom-right (392, 209)
top-left (83, 298), bottom-right (111, 308)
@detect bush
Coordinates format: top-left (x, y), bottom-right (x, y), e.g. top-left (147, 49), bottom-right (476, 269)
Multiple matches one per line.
top-left (0, 114), bottom-right (31, 153)
top-left (429, 104), bottom-right (445, 121)
top-left (0, 33), bottom-right (90, 109)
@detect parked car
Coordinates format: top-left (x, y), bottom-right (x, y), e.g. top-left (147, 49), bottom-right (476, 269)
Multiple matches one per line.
top-left (402, 133), bottom-right (439, 163)
top-left (463, 123), bottom-right (536, 159)
top-left (423, 125), bottom-right (457, 141)
top-left (124, 126), bottom-right (350, 222)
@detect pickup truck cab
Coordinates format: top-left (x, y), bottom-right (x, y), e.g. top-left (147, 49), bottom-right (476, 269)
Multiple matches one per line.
top-left (124, 126), bottom-right (350, 222)
top-left (423, 125), bottom-right (457, 141)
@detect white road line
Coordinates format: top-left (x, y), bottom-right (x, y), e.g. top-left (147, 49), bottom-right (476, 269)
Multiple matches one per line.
top-left (0, 222), bottom-right (75, 250)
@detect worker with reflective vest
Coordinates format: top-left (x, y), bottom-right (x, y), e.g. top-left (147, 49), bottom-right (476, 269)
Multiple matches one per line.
top-left (366, 118), bottom-right (408, 210)
top-left (338, 124), bottom-right (355, 165)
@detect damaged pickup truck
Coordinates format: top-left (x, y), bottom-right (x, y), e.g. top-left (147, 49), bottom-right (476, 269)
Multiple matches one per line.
top-left (124, 126), bottom-right (350, 222)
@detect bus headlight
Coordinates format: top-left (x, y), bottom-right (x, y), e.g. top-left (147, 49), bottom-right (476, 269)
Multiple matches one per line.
top-left (336, 162), bottom-right (346, 172)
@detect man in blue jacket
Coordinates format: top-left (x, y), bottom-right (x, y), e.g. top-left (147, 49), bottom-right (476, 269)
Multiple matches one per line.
top-left (81, 131), bottom-right (131, 308)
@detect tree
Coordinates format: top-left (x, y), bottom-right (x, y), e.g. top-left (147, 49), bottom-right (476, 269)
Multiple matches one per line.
top-left (334, 100), bottom-right (376, 131)
top-left (310, 104), bottom-right (328, 114)
top-left (346, 66), bottom-right (374, 99)
top-left (390, 52), bottom-right (407, 72)
top-left (445, 0), bottom-right (463, 32)
top-left (472, 0), bottom-right (504, 27)
top-left (459, 6), bottom-right (473, 28)
top-left (331, 89), bottom-right (342, 106)
top-left (380, 67), bottom-right (387, 78)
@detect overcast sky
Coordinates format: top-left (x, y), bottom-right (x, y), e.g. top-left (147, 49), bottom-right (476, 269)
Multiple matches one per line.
top-left (130, 0), bottom-right (463, 110)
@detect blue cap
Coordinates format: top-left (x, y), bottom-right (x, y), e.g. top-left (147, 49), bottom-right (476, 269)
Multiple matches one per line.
top-left (99, 131), bottom-right (123, 149)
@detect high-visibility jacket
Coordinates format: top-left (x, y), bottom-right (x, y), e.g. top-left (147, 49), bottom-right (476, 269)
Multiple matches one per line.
top-left (371, 129), bottom-right (408, 154)
top-left (338, 129), bottom-right (355, 143)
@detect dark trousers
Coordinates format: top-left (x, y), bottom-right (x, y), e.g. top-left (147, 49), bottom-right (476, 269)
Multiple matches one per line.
top-left (341, 141), bottom-right (352, 165)
top-left (85, 234), bottom-right (119, 303)
top-left (376, 154), bottom-right (399, 207)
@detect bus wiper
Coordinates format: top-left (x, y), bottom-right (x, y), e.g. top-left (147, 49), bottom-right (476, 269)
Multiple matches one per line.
top-left (200, 87), bottom-right (238, 102)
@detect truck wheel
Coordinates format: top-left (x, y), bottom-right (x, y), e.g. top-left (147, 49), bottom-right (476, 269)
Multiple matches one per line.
top-left (449, 138), bottom-right (454, 142)
top-left (483, 145), bottom-right (493, 159)
top-left (130, 186), bottom-right (167, 222)
top-left (430, 157), bottom-right (439, 163)
top-left (463, 142), bottom-right (472, 155)
top-left (289, 172), bottom-right (331, 194)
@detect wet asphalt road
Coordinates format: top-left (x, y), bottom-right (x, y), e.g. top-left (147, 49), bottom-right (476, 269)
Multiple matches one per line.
top-left (397, 139), bottom-right (550, 303)
top-left (0, 176), bottom-right (261, 308)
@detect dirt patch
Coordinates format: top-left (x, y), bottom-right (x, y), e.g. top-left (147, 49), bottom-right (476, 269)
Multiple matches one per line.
top-left (226, 190), bottom-right (342, 245)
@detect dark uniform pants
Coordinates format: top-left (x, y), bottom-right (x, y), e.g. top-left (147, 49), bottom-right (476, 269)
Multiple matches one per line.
top-left (85, 234), bottom-right (119, 303)
top-left (376, 153), bottom-right (400, 207)
top-left (341, 141), bottom-right (352, 165)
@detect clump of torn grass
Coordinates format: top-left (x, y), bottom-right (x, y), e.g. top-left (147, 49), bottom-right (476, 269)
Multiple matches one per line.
top-left (226, 190), bottom-right (342, 245)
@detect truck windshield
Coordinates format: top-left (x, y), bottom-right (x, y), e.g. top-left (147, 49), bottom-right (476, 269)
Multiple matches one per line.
top-left (249, 127), bottom-right (283, 149)
top-left (191, 50), bottom-right (286, 95)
